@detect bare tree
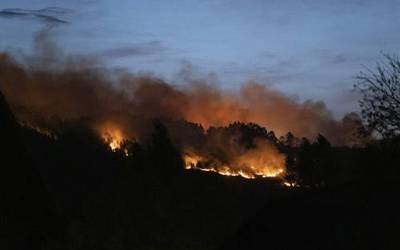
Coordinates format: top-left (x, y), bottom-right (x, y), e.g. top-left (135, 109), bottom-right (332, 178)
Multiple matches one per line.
top-left (355, 54), bottom-right (400, 138)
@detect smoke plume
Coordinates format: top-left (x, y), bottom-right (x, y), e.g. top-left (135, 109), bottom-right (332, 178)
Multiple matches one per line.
top-left (0, 31), bottom-right (364, 178)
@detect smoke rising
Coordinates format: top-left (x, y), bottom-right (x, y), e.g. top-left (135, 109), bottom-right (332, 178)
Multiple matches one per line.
top-left (0, 31), bottom-right (362, 148)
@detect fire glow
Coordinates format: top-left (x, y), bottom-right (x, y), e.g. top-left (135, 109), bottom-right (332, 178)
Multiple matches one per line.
top-left (99, 124), bottom-right (125, 151)
top-left (99, 126), bottom-right (286, 180)
top-left (183, 146), bottom-right (285, 179)
top-left (97, 122), bottom-right (287, 180)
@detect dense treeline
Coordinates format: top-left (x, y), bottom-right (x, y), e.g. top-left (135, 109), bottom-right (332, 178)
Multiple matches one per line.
top-left (1, 90), bottom-right (400, 250)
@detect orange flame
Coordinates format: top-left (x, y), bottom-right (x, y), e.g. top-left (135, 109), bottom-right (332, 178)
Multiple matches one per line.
top-left (98, 123), bottom-right (125, 151)
top-left (98, 123), bottom-right (288, 181)
top-left (183, 141), bottom-right (286, 179)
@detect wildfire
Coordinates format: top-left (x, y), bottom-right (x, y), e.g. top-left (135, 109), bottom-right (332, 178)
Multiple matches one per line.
top-left (109, 138), bottom-right (122, 150)
top-left (20, 122), bottom-right (57, 139)
top-left (183, 153), bottom-right (203, 169)
top-left (97, 122), bottom-right (289, 183)
top-left (183, 151), bottom-right (285, 179)
top-left (98, 123), bottom-right (125, 151)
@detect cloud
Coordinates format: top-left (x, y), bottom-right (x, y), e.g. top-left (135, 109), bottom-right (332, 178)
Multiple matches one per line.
top-left (95, 41), bottom-right (168, 59)
top-left (0, 7), bottom-right (72, 25)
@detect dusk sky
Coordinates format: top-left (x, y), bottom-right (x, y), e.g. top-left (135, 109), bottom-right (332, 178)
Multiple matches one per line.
top-left (1, 0), bottom-right (400, 117)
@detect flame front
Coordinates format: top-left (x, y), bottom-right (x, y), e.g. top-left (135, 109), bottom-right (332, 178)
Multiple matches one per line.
top-left (183, 144), bottom-right (285, 180)
top-left (98, 123), bottom-right (286, 180)
top-left (184, 153), bottom-right (203, 169)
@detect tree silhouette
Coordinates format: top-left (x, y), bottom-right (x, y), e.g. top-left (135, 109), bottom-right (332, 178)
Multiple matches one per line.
top-left (146, 120), bottom-right (183, 174)
top-left (281, 132), bottom-right (298, 185)
top-left (355, 54), bottom-right (400, 138)
top-left (297, 138), bottom-right (314, 186)
top-left (313, 134), bottom-right (333, 186)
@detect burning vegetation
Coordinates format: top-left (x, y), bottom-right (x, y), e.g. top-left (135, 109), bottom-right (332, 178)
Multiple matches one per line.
top-left (97, 123), bottom-right (125, 151)
top-left (0, 31), bottom-right (367, 183)
top-left (183, 136), bottom-right (285, 179)
top-left (184, 152), bottom-right (284, 179)
top-left (95, 119), bottom-right (287, 180)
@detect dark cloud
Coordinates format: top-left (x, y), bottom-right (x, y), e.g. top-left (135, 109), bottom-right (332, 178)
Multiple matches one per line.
top-left (308, 49), bottom-right (369, 66)
top-left (96, 41), bottom-right (168, 59)
top-left (0, 7), bottom-right (72, 25)
top-left (259, 51), bottom-right (278, 59)
top-left (328, 54), bottom-right (349, 64)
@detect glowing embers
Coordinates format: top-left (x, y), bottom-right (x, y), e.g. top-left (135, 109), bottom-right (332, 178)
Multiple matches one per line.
top-left (20, 122), bottom-right (57, 139)
top-left (183, 150), bottom-right (285, 179)
top-left (98, 123), bottom-right (125, 151)
top-left (184, 153), bottom-right (204, 169)
top-left (103, 130), bottom-right (123, 151)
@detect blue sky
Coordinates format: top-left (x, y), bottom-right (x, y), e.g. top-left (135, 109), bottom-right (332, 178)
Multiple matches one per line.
top-left (1, 0), bottom-right (400, 116)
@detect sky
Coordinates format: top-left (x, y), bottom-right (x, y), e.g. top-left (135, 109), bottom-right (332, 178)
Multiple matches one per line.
top-left (1, 0), bottom-right (400, 117)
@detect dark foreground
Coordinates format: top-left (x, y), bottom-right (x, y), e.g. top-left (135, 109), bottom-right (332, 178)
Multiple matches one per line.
top-left (1, 92), bottom-right (400, 250)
